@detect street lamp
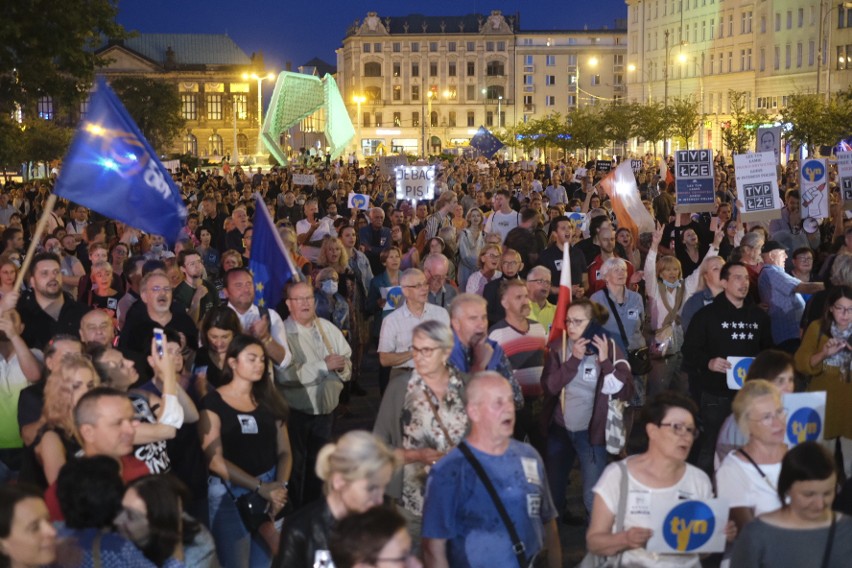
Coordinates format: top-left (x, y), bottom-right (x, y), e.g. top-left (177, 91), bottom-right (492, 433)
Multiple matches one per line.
top-left (481, 88), bottom-right (488, 127)
top-left (497, 95), bottom-right (503, 129)
top-left (242, 72), bottom-right (275, 162)
top-left (663, 30), bottom-right (687, 154)
top-left (352, 95), bottom-right (365, 159)
top-left (575, 56), bottom-right (598, 108)
top-left (818, 1), bottom-right (852, 98)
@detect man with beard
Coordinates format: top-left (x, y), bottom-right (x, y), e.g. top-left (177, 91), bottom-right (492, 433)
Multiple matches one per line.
top-left (17, 253), bottom-right (90, 350)
top-left (174, 249), bottom-right (217, 323)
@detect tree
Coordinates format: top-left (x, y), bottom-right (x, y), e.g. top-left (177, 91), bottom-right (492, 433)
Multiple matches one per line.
top-left (720, 90), bottom-right (765, 156)
top-left (633, 101), bottom-right (668, 156)
top-left (780, 93), bottom-right (852, 155)
top-left (0, 1), bottom-right (127, 117)
top-left (668, 95), bottom-right (704, 150)
top-left (20, 119), bottom-right (73, 176)
top-left (601, 102), bottom-right (636, 158)
top-left (566, 106), bottom-right (606, 160)
top-left (0, 115), bottom-right (24, 179)
top-left (110, 77), bottom-right (185, 154)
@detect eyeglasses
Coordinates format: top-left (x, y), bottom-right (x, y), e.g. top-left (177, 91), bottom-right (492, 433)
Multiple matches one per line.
top-left (288, 296), bottom-right (315, 303)
top-left (148, 286), bottom-right (172, 294)
top-left (748, 407), bottom-right (787, 427)
top-left (658, 422), bottom-right (699, 438)
top-left (502, 260), bottom-right (520, 266)
top-left (403, 282), bottom-right (428, 289)
top-left (832, 305), bottom-right (852, 315)
top-left (566, 318), bottom-right (589, 327)
top-left (411, 345), bottom-right (442, 357)
top-left (527, 279), bottom-right (549, 285)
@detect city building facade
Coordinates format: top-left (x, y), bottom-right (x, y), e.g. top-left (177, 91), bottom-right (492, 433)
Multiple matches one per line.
top-left (337, 11), bottom-right (627, 158)
top-left (626, 0), bottom-right (852, 153)
top-left (94, 33), bottom-right (270, 161)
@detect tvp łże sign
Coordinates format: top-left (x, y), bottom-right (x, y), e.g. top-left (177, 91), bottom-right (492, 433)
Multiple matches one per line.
top-left (675, 150), bottom-right (716, 213)
top-left (395, 166), bottom-right (436, 202)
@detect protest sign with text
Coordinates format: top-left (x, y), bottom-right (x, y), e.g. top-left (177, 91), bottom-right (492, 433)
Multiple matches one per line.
top-left (733, 152), bottom-right (782, 223)
top-left (395, 165), bottom-right (436, 202)
top-left (838, 152), bottom-right (852, 211)
top-left (675, 149), bottom-right (715, 212)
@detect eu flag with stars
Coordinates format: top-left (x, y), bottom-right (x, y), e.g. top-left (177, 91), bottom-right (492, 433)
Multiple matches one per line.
top-left (53, 78), bottom-right (187, 244)
top-left (469, 126), bottom-right (504, 158)
top-left (249, 194), bottom-right (297, 309)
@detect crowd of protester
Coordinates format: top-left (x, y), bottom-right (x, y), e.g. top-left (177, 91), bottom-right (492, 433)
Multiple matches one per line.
top-left (1, 150), bottom-right (852, 567)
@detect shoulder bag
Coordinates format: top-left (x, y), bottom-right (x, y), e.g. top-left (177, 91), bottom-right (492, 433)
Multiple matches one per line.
top-left (602, 288), bottom-right (651, 375)
top-left (458, 442), bottom-right (534, 568)
top-left (576, 460), bottom-right (629, 568)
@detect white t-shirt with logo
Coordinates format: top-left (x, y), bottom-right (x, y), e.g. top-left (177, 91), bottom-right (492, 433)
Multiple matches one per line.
top-left (484, 209), bottom-right (519, 243)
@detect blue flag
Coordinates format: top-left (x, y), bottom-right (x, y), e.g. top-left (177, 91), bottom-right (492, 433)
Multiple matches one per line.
top-left (249, 194), bottom-right (297, 309)
top-left (53, 78), bottom-right (187, 244)
top-left (469, 126), bottom-right (504, 158)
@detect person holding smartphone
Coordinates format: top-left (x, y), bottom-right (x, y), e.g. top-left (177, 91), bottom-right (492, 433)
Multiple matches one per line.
top-left (541, 299), bottom-right (634, 521)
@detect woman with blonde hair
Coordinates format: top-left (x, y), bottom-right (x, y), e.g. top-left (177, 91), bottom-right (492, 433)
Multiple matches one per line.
top-left (717, 380), bottom-right (787, 541)
top-left (457, 207), bottom-right (485, 292)
top-left (464, 243), bottom-right (502, 295)
top-left (274, 431), bottom-right (400, 568)
top-left (20, 355), bottom-right (98, 490)
top-left (644, 224), bottom-right (720, 396)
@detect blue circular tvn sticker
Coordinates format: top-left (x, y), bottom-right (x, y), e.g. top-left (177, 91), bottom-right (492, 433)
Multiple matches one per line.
top-left (801, 159), bottom-right (826, 183)
top-left (662, 501), bottom-right (716, 552)
top-left (386, 286), bottom-right (404, 309)
top-left (787, 407), bottom-right (822, 444)
top-left (732, 358), bottom-right (752, 388)
top-left (351, 194), bottom-right (367, 209)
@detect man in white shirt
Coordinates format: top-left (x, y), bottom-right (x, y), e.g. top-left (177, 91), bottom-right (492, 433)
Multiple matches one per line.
top-left (378, 268), bottom-right (450, 385)
top-left (277, 280), bottom-right (352, 509)
top-left (223, 267), bottom-right (290, 367)
top-left (484, 189), bottom-right (519, 243)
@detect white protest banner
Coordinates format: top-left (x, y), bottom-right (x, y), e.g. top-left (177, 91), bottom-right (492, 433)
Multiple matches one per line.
top-left (347, 193), bottom-right (370, 210)
top-left (733, 152), bottom-right (782, 223)
top-left (630, 159), bottom-right (644, 174)
top-left (800, 158), bottom-right (829, 220)
top-left (379, 155), bottom-right (409, 178)
top-left (756, 126), bottom-right (782, 163)
top-left (395, 165), bottom-right (436, 202)
top-left (726, 356), bottom-right (754, 390)
top-left (646, 498), bottom-right (729, 554)
top-left (675, 149), bottom-right (716, 213)
top-left (573, 167), bottom-right (588, 182)
top-left (838, 151), bottom-right (852, 211)
top-left (292, 173), bottom-right (316, 186)
top-left (783, 391), bottom-right (826, 447)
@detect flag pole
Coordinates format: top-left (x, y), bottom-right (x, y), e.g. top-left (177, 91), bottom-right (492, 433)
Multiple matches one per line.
top-left (14, 194), bottom-right (58, 292)
top-left (561, 329), bottom-right (567, 362)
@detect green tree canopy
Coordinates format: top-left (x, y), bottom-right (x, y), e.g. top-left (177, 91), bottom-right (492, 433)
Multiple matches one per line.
top-left (0, 0), bottom-right (127, 118)
top-left (780, 93), bottom-right (852, 155)
top-left (668, 95), bottom-right (704, 150)
top-left (566, 106), bottom-right (606, 158)
top-left (633, 101), bottom-right (668, 156)
top-left (110, 77), bottom-right (185, 154)
top-left (720, 90), bottom-right (766, 156)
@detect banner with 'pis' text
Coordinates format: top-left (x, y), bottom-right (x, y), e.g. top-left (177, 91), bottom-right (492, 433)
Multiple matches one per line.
top-left (395, 165), bottom-right (436, 202)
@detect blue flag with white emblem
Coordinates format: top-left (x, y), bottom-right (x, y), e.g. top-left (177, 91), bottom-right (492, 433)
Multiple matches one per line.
top-left (469, 126), bottom-right (504, 158)
top-left (249, 194), bottom-right (298, 309)
top-left (53, 78), bottom-right (187, 244)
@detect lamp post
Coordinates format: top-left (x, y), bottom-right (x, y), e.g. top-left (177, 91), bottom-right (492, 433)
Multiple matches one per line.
top-left (352, 95), bottom-right (365, 159)
top-left (663, 30), bottom-right (687, 155)
top-left (243, 72), bottom-right (275, 162)
top-left (497, 95), bottom-right (503, 129)
top-left (818, 1), bottom-right (852, 98)
top-left (575, 56), bottom-right (598, 108)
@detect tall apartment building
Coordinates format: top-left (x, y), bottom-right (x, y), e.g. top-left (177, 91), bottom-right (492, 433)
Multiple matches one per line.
top-left (626, 0), bottom-right (852, 153)
top-left (337, 11), bottom-right (627, 157)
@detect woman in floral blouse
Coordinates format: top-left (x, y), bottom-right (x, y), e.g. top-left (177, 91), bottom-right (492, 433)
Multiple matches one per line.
top-left (373, 320), bottom-right (468, 554)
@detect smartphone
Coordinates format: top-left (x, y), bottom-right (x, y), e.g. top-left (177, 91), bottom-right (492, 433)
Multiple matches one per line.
top-left (153, 327), bottom-right (165, 357)
top-left (581, 322), bottom-right (607, 356)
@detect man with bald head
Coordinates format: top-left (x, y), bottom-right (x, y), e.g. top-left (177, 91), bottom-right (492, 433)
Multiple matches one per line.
top-left (422, 372), bottom-right (561, 568)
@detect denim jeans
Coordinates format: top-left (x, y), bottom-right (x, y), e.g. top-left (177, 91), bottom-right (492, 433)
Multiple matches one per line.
top-left (545, 424), bottom-right (609, 516)
top-left (691, 391), bottom-right (733, 477)
top-left (208, 468), bottom-right (276, 568)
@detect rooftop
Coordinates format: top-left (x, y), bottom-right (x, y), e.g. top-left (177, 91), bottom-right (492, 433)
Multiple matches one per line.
top-left (101, 33), bottom-right (252, 66)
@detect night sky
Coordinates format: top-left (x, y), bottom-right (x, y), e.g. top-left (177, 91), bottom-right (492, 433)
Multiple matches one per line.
top-left (117, 0), bottom-right (627, 73)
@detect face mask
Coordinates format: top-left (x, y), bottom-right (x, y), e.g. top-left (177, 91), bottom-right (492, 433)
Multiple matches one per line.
top-left (296, 198), bottom-right (306, 206)
top-left (50, 246), bottom-right (62, 256)
top-left (151, 244), bottom-right (164, 254)
top-left (321, 280), bottom-right (338, 295)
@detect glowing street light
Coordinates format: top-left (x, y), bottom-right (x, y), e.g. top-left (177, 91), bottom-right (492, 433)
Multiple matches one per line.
top-left (243, 71), bottom-right (275, 161)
